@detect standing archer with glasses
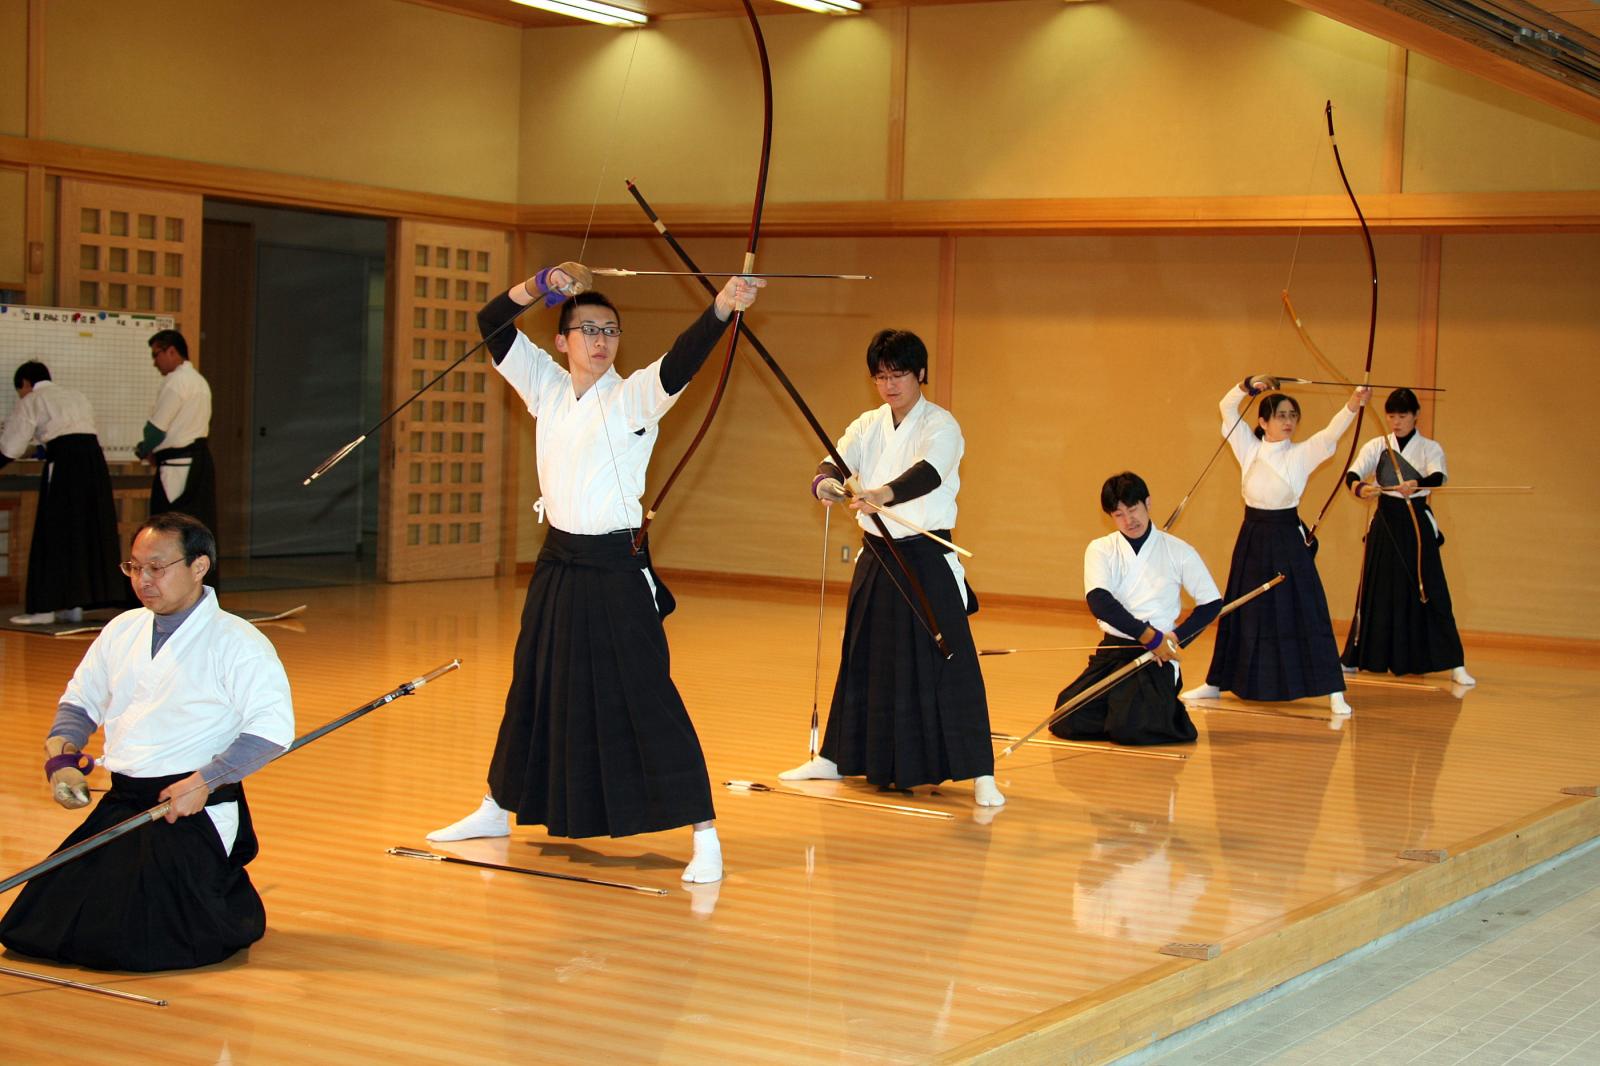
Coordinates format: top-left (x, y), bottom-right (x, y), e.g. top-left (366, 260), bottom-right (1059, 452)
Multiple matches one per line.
top-left (0, 513), bottom-right (294, 971)
top-left (428, 262), bottom-right (762, 885)
top-left (138, 330), bottom-right (218, 586)
top-left (1182, 375), bottom-right (1369, 717)
top-left (781, 329), bottom-right (1003, 809)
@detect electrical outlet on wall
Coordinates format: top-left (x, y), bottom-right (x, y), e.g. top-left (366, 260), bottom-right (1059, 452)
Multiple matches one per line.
top-left (839, 546), bottom-right (850, 562)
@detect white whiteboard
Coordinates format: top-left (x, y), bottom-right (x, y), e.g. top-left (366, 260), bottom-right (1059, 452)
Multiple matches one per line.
top-left (0, 304), bottom-right (172, 462)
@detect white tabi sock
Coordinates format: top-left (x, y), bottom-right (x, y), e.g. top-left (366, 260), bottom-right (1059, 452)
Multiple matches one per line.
top-left (1451, 666), bottom-right (1476, 686)
top-left (1329, 691), bottom-right (1352, 716)
top-left (682, 826), bottom-right (723, 883)
top-left (58, 607), bottom-right (83, 623)
top-left (778, 755), bottom-right (842, 781)
top-left (973, 775), bottom-right (1005, 807)
top-left (1179, 683), bottom-right (1220, 701)
top-left (426, 794), bottom-right (511, 842)
top-left (9, 611), bottom-right (56, 625)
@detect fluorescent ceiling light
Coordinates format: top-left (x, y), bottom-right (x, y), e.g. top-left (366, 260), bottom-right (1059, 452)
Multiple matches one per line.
top-left (512, 0), bottom-right (648, 26)
top-left (771, 0), bottom-right (862, 13)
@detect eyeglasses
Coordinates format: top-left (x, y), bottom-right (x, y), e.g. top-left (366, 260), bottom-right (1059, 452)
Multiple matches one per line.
top-left (120, 557), bottom-right (187, 580)
top-left (563, 324), bottom-right (622, 338)
top-left (872, 369), bottom-right (916, 384)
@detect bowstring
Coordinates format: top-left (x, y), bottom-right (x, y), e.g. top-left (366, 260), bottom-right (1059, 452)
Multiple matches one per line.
top-left (576, 29), bottom-right (644, 267)
top-left (579, 30), bottom-right (644, 550)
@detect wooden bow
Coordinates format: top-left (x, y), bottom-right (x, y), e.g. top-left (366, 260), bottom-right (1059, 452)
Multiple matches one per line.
top-left (630, 0), bottom-right (772, 556)
top-left (622, 178), bottom-right (954, 659)
top-left (1295, 101), bottom-right (1426, 604)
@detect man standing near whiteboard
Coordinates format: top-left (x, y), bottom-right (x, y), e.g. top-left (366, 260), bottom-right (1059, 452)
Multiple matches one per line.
top-left (1, 361), bottom-right (126, 624)
top-left (137, 330), bottom-right (218, 584)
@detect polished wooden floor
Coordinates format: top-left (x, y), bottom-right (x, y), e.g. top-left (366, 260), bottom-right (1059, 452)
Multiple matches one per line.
top-left (1, 575), bottom-right (1596, 1064)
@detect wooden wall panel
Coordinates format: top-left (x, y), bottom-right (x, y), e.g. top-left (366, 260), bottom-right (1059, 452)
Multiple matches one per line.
top-left (1402, 54), bottom-right (1600, 195)
top-left (1432, 234), bottom-right (1600, 638)
top-left (0, 165), bottom-right (24, 286)
top-left (381, 220), bottom-right (511, 583)
top-left (56, 178), bottom-right (202, 343)
top-left (0, 0), bottom-right (24, 137)
top-left (42, 0), bottom-right (521, 203)
top-left (949, 233), bottom-right (1423, 624)
top-left (905, 0), bottom-right (1390, 201)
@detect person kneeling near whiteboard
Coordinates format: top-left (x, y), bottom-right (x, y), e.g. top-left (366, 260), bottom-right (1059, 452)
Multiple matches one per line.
top-left (1, 361), bottom-right (125, 625)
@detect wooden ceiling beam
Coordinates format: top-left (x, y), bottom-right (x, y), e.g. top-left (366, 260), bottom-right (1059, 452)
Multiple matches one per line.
top-left (4, 134), bottom-right (1596, 239)
top-left (1286, 0), bottom-right (1600, 125)
top-left (519, 190), bottom-right (1600, 236)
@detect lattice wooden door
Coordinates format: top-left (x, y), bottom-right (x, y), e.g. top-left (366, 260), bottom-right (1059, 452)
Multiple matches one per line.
top-left (56, 179), bottom-right (204, 548)
top-left (58, 180), bottom-right (203, 340)
top-left (381, 221), bottom-right (510, 582)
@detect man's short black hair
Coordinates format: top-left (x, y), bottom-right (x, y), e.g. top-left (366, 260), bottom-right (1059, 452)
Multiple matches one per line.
top-left (1385, 387), bottom-right (1421, 415)
top-left (13, 361), bottom-right (50, 390)
top-left (865, 330), bottom-right (928, 382)
top-left (1101, 471), bottom-right (1151, 514)
top-left (557, 292), bottom-right (620, 333)
top-left (137, 512), bottom-right (217, 571)
top-left (149, 329), bottom-right (188, 359)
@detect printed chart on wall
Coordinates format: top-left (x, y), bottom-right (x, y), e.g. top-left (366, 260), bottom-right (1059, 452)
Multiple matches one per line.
top-left (0, 304), bottom-right (170, 462)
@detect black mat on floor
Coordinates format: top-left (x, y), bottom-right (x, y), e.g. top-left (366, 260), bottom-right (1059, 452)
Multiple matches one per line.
top-left (0, 604), bottom-right (307, 637)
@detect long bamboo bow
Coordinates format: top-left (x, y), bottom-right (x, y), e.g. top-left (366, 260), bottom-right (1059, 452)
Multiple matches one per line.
top-left (627, 0), bottom-right (772, 556)
top-left (1293, 102), bottom-right (1427, 605)
top-left (622, 178), bottom-right (954, 658)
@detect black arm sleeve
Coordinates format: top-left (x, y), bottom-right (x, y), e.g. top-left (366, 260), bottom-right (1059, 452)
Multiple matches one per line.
top-left (477, 291), bottom-right (526, 366)
top-left (884, 460), bottom-right (942, 505)
top-left (660, 304), bottom-right (733, 396)
top-left (1174, 599), bottom-right (1223, 645)
top-left (1419, 471), bottom-right (1445, 487)
top-left (1086, 588), bottom-right (1149, 641)
top-left (1345, 470), bottom-right (1362, 490)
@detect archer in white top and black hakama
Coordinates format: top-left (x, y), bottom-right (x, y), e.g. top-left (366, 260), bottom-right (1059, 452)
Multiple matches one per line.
top-left (1, 362), bottom-right (126, 624)
top-left (1053, 473), bottom-right (1222, 745)
top-left (0, 515), bottom-right (293, 972)
top-left (427, 264), bottom-right (763, 883)
top-left (1341, 388), bottom-right (1473, 684)
top-left (138, 331), bottom-right (218, 584)
top-left (781, 330), bottom-right (1003, 807)
top-left (1182, 376), bottom-right (1369, 715)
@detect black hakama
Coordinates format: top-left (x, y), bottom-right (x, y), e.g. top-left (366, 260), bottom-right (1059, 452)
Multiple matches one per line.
top-left (1341, 495), bottom-right (1465, 675)
top-left (487, 527), bottom-right (713, 839)
top-left (150, 438), bottom-right (219, 586)
top-left (149, 438), bottom-right (218, 529)
top-left (1205, 506), bottom-right (1345, 701)
top-left (1051, 637), bottom-right (1197, 745)
top-left (24, 433), bottom-right (126, 614)
top-left (821, 532), bottom-right (993, 789)
top-left (0, 773), bottom-right (265, 972)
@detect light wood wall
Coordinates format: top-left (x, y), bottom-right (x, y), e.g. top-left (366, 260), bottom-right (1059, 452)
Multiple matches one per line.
top-left (1433, 234), bottom-right (1600, 636)
top-left (1404, 55), bottom-right (1600, 192)
top-left (0, 166), bottom-right (23, 284)
top-left (514, 0), bottom-right (1596, 209)
top-left (0, 0), bottom-right (23, 137)
top-left (518, 15), bottom-right (893, 206)
top-left (39, 0), bottom-right (522, 202)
